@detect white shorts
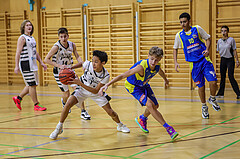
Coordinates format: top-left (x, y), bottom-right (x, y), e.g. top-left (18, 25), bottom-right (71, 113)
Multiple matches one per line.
top-left (73, 87), bottom-right (109, 107)
top-left (21, 71), bottom-right (39, 86)
top-left (53, 67), bottom-right (78, 92)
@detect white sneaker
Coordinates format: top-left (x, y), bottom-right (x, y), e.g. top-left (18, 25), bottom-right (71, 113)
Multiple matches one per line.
top-left (49, 126), bottom-right (63, 140)
top-left (117, 124), bottom-right (130, 133)
top-left (61, 98), bottom-right (71, 113)
top-left (81, 110), bottom-right (91, 120)
top-left (207, 97), bottom-right (221, 111)
top-left (202, 106), bottom-right (209, 119)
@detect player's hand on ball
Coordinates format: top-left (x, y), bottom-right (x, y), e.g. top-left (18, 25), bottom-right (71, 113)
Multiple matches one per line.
top-left (68, 75), bottom-right (80, 85)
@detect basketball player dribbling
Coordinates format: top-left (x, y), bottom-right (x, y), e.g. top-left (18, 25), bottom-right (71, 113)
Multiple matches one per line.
top-left (49, 50), bottom-right (130, 140)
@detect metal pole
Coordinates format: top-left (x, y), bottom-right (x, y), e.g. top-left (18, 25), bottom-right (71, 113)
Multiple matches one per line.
top-left (136, 11), bottom-right (139, 62)
top-left (84, 14), bottom-right (88, 60)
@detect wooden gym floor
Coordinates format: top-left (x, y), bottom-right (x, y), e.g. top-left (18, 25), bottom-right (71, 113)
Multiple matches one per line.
top-left (0, 84), bottom-right (240, 159)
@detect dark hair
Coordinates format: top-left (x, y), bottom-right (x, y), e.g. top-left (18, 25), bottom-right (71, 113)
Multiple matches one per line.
top-left (179, 12), bottom-right (191, 21)
top-left (58, 27), bottom-right (68, 35)
top-left (93, 50), bottom-right (108, 63)
top-left (20, 20), bottom-right (34, 35)
top-left (149, 46), bottom-right (163, 57)
top-left (221, 25), bottom-right (229, 32)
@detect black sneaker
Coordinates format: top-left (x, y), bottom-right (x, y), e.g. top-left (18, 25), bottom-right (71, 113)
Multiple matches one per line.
top-left (202, 106), bottom-right (209, 119)
top-left (207, 97), bottom-right (221, 111)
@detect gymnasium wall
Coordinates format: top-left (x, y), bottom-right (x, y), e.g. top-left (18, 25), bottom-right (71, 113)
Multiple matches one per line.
top-left (0, 0), bottom-right (239, 90)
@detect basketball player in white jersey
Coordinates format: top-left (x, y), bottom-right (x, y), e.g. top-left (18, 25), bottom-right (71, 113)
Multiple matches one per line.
top-left (49, 50), bottom-right (130, 140)
top-left (13, 20), bottom-right (47, 111)
top-left (44, 28), bottom-right (90, 119)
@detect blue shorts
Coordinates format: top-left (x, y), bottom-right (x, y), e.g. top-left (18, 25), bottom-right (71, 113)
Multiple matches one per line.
top-left (191, 57), bottom-right (217, 88)
top-left (125, 84), bottom-right (158, 106)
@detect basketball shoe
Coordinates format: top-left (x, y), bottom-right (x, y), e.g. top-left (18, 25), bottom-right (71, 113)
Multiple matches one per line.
top-left (61, 98), bottom-right (71, 113)
top-left (34, 103), bottom-right (47, 111)
top-left (207, 97), bottom-right (221, 111)
top-left (166, 126), bottom-right (178, 140)
top-left (12, 96), bottom-right (21, 110)
top-left (135, 114), bottom-right (149, 133)
top-left (117, 124), bottom-right (130, 133)
top-left (202, 106), bottom-right (209, 119)
top-left (81, 110), bottom-right (91, 120)
top-left (49, 123), bottom-right (63, 140)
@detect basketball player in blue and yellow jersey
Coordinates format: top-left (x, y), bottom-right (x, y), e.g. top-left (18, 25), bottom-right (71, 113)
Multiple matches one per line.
top-left (173, 12), bottom-right (221, 119)
top-left (99, 47), bottom-right (178, 140)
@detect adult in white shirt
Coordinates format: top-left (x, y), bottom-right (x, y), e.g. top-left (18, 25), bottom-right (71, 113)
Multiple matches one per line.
top-left (216, 25), bottom-right (240, 99)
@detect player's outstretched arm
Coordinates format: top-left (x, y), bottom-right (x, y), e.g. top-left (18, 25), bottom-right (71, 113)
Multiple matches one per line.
top-left (99, 65), bottom-right (144, 96)
top-left (71, 43), bottom-right (83, 69)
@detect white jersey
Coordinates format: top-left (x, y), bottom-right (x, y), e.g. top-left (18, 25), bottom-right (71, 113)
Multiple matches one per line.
top-left (52, 40), bottom-right (74, 68)
top-left (80, 60), bottom-right (110, 88)
top-left (19, 34), bottom-right (38, 72)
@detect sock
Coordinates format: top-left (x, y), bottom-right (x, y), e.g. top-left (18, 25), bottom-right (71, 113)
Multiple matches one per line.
top-left (34, 102), bottom-right (39, 106)
top-left (202, 103), bottom-right (207, 108)
top-left (140, 114), bottom-right (147, 120)
top-left (163, 123), bottom-right (170, 128)
top-left (81, 109), bottom-right (86, 112)
top-left (210, 95), bottom-right (215, 100)
top-left (57, 122), bottom-right (63, 128)
top-left (117, 122), bottom-right (123, 127)
top-left (17, 96), bottom-right (22, 101)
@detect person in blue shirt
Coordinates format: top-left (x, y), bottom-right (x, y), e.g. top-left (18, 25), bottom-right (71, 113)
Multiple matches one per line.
top-left (99, 46), bottom-right (178, 140)
top-left (173, 12), bottom-right (221, 119)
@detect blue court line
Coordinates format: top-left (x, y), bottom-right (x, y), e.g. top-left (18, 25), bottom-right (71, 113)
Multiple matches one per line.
top-left (0, 92), bottom-right (62, 97)
top-left (5, 138), bottom-right (67, 156)
top-left (2, 92), bottom-right (240, 104)
top-left (1, 92), bottom-right (240, 104)
top-left (0, 131), bottom-right (68, 157)
top-left (0, 131), bottom-right (52, 138)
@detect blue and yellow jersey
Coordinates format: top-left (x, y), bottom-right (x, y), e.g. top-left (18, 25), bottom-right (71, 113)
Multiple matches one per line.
top-left (125, 59), bottom-right (160, 93)
top-left (178, 26), bottom-right (206, 62)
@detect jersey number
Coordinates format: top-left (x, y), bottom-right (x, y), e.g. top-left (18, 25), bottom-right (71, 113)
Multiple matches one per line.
top-left (62, 61), bottom-right (68, 65)
top-left (188, 38), bottom-right (194, 44)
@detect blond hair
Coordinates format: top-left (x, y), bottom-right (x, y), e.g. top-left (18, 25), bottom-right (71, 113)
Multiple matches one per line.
top-left (20, 20), bottom-right (34, 35)
top-left (149, 46), bottom-right (163, 57)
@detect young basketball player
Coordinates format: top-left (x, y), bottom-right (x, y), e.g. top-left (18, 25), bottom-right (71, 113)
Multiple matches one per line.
top-left (44, 28), bottom-right (90, 119)
top-left (49, 50), bottom-right (130, 140)
top-left (173, 12), bottom-right (221, 119)
top-left (13, 20), bottom-right (47, 111)
top-left (99, 46), bottom-right (178, 140)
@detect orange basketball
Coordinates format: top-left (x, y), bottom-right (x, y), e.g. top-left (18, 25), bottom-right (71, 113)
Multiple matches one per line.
top-left (59, 68), bottom-right (75, 85)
